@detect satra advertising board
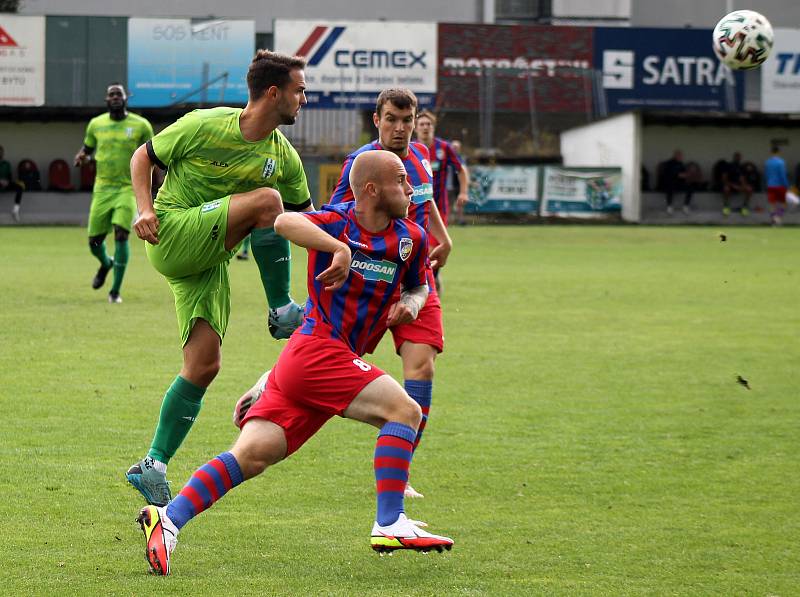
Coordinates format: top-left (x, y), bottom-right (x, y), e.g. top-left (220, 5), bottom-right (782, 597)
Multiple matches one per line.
top-left (595, 27), bottom-right (744, 112)
top-left (274, 20), bottom-right (437, 108)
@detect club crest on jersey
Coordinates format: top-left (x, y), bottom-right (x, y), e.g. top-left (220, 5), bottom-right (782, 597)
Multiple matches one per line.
top-left (436, 148), bottom-right (445, 160)
top-left (262, 157), bottom-right (276, 179)
top-left (351, 250), bottom-right (397, 283)
top-left (399, 238), bottom-right (413, 261)
top-left (422, 159), bottom-right (433, 177)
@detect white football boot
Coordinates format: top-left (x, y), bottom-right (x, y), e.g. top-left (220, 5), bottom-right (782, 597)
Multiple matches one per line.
top-left (370, 513), bottom-right (453, 554)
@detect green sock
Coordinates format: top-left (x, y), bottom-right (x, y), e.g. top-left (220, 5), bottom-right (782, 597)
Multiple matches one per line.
top-left (250, 227), bottom-right (291, 309)
top-left (110, 238), bottom-right (129, 294)
top-left (147, 376), bottom-right (206, 464)
top-left (90, 240), bottom-right (112, 269)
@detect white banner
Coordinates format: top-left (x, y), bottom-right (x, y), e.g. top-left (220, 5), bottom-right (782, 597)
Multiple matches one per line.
top-left (466, 166), bottom-right (540, 214)
top-left (761, 28), bottom-right (800, 113)
top-left (274, 20), bottom-right (437, 108)
top-left (0, 15), bottom-right (45, 106)
top-left (540, 167), bottom-right (622, 217)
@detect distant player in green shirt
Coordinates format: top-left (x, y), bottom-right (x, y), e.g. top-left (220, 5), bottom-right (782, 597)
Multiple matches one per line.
top-left (74, 83), bottom-right (154, 303)
top-left (125, 51), bottom-right (312, 506)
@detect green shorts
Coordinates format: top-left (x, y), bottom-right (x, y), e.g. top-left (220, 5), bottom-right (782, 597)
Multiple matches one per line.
top-left (145, 196), bottom-right (237, 345)
top-left (87, 187), bottom-right (136, 236)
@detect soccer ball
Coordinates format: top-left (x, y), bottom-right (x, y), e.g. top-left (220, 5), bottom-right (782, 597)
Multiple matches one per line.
top-left (712, 10), bottom-right (774, 70)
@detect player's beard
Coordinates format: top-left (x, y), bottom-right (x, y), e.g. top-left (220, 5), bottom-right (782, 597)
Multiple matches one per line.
top-left (278, 97), bottom-right (299, 125)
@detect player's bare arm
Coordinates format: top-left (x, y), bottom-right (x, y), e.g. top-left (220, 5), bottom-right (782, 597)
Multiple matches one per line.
top-left (274, 212), bottom-right (352, 291)
top-left (456, 164), bottom-right (470, 207)
top-left (130, 144), bottom-right (159, 245)
top-left (386, 284), bottom-right (429, 327)
top-left (73, 145), bottom-right (94, 167)
top-left (427, 201), bottom-right (453, 269)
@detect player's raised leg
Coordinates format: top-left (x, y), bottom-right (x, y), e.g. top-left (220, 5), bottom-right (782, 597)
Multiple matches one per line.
top-left (343, 374), bottom-right (453, 553)
top-left (226, 187), bottom-right (304, 339)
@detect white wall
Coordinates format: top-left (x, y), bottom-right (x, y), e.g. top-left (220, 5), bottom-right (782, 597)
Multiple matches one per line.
top-left (19, 0), bottom-right (479, 33)
top-left (642, 124), bottom-right (800, 183)
top-left (553, 0), bottom-right (631, 18)
top-left (631, 0), bottom-right (800, 29)
top-left (560, 112), bottom-right (641, 222)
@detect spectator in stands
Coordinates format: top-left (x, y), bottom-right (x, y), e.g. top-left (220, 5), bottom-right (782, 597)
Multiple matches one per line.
top-left (684, 161), bottom-right (707, 193)
top-left (662, 149), bottom-right (691, 214)
top-left (711, 158), bottom-right (728, 192)
top-left (721, 151), bottom-right (753, 216)
top-left (765, 145), bottom-right (789, 226)
top-left (0, 145), bottom-right (24, 222)
top-left (742, 160), bottom-right (761, 192)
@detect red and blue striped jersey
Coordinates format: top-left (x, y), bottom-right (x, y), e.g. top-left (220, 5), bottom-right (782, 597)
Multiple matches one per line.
top-left (328, 141), bottom-right (435, 232)
top-left (423, 137), bottom-right (463, 221)
top-left (297, 202), bottom-right (428, 356)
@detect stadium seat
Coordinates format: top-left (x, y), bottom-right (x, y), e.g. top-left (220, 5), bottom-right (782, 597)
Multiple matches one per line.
top-left (79, 160), bottom-right (96, 191)
top-left (48, 158), bottom-right (75, 192)
top-left (17, 158), bottom-right (42, 191)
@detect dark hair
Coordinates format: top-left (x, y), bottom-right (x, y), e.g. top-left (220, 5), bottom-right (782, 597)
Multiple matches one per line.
top-left (247, 50), bottom-right (306, 100)
top-left (375, 88), bottom-right (418, 117)
top-left (417, 109), bottom-right (437, 124)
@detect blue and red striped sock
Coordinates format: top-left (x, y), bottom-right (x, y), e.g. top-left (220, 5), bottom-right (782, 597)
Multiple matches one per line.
top-left (404, 379), bottom-right (432, 452)
top-left (166, 452), bottom-right (243, 530)
top-left (374, 422), bottom-right (416, 526)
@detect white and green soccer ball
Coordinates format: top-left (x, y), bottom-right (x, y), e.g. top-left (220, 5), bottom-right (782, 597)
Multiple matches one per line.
top-left (712, 10), bottom-right (774, 70)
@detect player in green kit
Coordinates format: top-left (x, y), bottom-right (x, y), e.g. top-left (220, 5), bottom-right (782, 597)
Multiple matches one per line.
top-left (125, 51), bottom-right (312, 506)
top-left (74, 83), bottom-right (154, 303)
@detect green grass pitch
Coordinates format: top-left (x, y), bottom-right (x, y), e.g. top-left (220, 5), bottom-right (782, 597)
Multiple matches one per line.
top-left (0, 225), bottom-right (798, 595)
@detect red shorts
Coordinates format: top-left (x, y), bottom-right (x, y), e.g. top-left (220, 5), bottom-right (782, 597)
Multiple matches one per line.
top-left (241, 334), bottom-right (384, 455)
top-left (767, 186), bottom-right (787, 204)
top-left (390, 283), bottom-right (444, 354)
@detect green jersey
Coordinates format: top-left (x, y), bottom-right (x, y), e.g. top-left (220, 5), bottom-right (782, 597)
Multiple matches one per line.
top-left (83, 112), bottom-right (153, 191)
top-left (149, 107), bottom-right (309, 211)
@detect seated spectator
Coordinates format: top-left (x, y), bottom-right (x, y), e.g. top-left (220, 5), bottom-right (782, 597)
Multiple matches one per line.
top-left (17, 158), bottom-right (42, 191)
top-left (0, 145), bottom-right (24, 222)
top-left (711, 159), bottom-right (729, 192)
top-left (662, 150), bottom-right (692, 214)
top-left (721, 152), bottom-right (753, 216)
top-left (742, 161), bottom-right (761, 192)
top-left (685, 161), bottom-right (708, 192)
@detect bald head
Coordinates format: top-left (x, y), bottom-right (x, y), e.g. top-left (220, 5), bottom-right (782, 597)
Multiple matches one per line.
top-left (349, 150), bottom-right (403, 199)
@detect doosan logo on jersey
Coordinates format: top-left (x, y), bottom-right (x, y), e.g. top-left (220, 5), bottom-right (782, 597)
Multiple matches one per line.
top-left (412, 183), bottom-right (433, 196)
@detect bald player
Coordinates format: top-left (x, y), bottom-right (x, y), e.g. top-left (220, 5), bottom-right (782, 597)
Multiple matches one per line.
top-left (135, 150), bottom-right (454, 576)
